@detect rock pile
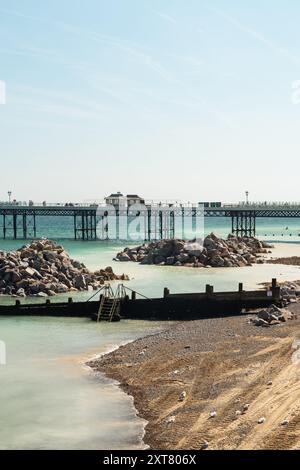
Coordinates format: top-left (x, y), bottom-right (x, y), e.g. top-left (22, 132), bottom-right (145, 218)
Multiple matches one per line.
top-left (114, 234), bottom-right (272, 268)
top-left (0, 239), bottom-right (129, 297)
top-left (251, 304), bottom-right (297, 327)
top-left (261, 280), bottom-right (300, 305)
top-left (280, 281), bottom-right (300, 304)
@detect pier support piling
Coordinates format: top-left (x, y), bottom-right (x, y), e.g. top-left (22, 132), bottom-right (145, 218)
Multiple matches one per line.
top-left (231, 211), bottom-right (256, 237)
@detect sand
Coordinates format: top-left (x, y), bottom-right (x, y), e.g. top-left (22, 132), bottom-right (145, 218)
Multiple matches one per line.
top-left (89, 303), bottom-right (300, 450)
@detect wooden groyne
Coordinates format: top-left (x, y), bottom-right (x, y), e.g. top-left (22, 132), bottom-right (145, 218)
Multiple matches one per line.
top-left (0, 279), bottom-right (281, 321)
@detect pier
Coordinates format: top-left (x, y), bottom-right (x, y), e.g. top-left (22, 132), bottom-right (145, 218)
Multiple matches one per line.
top-left (0, 279), bottom-right (281, 321)
top-left (1, 201), bottom-right (300, 240)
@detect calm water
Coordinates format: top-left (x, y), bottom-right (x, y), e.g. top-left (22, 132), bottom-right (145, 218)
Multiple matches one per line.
top-left (1, 216), bottom-right (300, 449)
top-left (0, 317), bottom-right (165, 450)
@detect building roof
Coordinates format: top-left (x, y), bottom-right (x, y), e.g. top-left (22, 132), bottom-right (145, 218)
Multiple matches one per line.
top-left (106, 192), bottom-right (123, 198)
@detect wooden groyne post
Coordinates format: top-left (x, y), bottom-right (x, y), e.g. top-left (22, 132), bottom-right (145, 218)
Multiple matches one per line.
top-left (271, 278), bottom-right (280, 302)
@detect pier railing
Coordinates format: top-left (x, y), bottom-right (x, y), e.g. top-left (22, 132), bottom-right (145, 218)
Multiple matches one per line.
top-left (3, 200), bottom-right (300, 210)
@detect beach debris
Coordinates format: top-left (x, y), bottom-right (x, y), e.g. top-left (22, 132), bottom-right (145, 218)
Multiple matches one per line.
top-left (0, 239), bottom-right (129, 297)
top-left (209, 411), bottom-right (217, 418)
top-left (281, 419), bottom-right (289, 426)
top-left (258, 417), bottom-right (266, 424)
top-left (178, 391), bottom-right (187, 402)
top-left (200, 440), bottom-right (209, 450)
top-left (115, 234), bottom-right (271, 268)
top-left (251, 305), bottom-right (296, 327)
top-left (166, 415), bottom-right (176, 425)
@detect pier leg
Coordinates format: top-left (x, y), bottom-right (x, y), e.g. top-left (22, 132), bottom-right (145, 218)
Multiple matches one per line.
top-left (33, 213), bottom-right (36, 238)
top-left (147, 209), bottom-right (151, 241)
top-left (170, 211), bottom-right (175, 239)
top-left (74, 214), bottom-right (77, 240)
top-left (192, 207), bottom-right (196, 234)
top-left (3, 214), bottom-right (6, 239)
top-left (23, 213), bottom-right (27, 239)
top-left (13, 213), bottom-right (17, 239)
top-left (116, 209), bottom-right (120, 241)
top-left (93, 212), bottom-right (97, 239)
top-left (104, 211), bottom-right (109, 240)
top-left (159, 211), bottom-right (163, 240)
top-left (86, 212), bottom-right (89, 239)
top-left (81, 212), bottom-right (85, 240)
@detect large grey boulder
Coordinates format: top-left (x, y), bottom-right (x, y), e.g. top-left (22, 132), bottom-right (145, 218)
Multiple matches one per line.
top-left (74, 274), bottom-right (87, 290)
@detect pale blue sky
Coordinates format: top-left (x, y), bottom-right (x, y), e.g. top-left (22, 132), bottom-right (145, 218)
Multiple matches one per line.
top-left (1, 0), bottom-right (300, 203)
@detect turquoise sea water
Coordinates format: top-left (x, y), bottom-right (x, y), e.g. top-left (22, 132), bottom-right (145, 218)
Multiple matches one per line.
top-left (0, 317), bottom-right (165, 450)
top-left (2, 215), bottom-right (300, 240)
top-left (1, 216), bottom-right (300, 449)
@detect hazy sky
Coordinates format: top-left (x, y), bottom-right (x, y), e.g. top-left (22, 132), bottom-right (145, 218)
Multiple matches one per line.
top-left (1, 0), bottom-right (300, 203)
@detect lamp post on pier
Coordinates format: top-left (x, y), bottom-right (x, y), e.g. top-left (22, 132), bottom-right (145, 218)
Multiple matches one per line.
top-left (245, 191), bottom-right (249, 205)
top-left (7, 191), bottom-right (12, 204)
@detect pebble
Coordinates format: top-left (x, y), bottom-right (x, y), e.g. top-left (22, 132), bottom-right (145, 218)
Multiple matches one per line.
top-left (235, 410), bottom-right (242, 416)
top-left (281, 419), bottom-right (289, 426)
top-left (243, 403), bottom-right (250, 412)
top-left (258, 417), bottom-right (266, 424)
top-left (209, 411), bottom-right (217, 418)
top-left (200, 440), bottom-right (209, 450)
top-left (267, 381), bottom-right (273, 386)
top-left (166, 416), bottom-right (176, 424)
top-left (178, 391), bottom-right (186, 402)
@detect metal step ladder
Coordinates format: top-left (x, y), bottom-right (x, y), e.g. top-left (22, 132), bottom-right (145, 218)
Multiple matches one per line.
top-left (97, 284), bottom-right (126, 322)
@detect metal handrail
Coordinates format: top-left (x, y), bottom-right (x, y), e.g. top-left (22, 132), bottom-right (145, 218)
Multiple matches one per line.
top-left (108, 284), bottom-right (124, 321)
top-left (96, 292), bottom-right (106, 323)
top-left (122, 285), bottom-right (152, 300)
top-left (86, 285), bottom-right (106, 302)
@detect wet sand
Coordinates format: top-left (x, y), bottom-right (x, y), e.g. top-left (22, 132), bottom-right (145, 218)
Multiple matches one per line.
top-left (89, 303), bottom-right (300, 450)
top-left (268, 256), bottom-right (300, 266)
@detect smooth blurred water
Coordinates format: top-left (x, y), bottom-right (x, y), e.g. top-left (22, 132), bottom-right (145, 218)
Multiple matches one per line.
top-left (0, 317), bottom-right (165, 450)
